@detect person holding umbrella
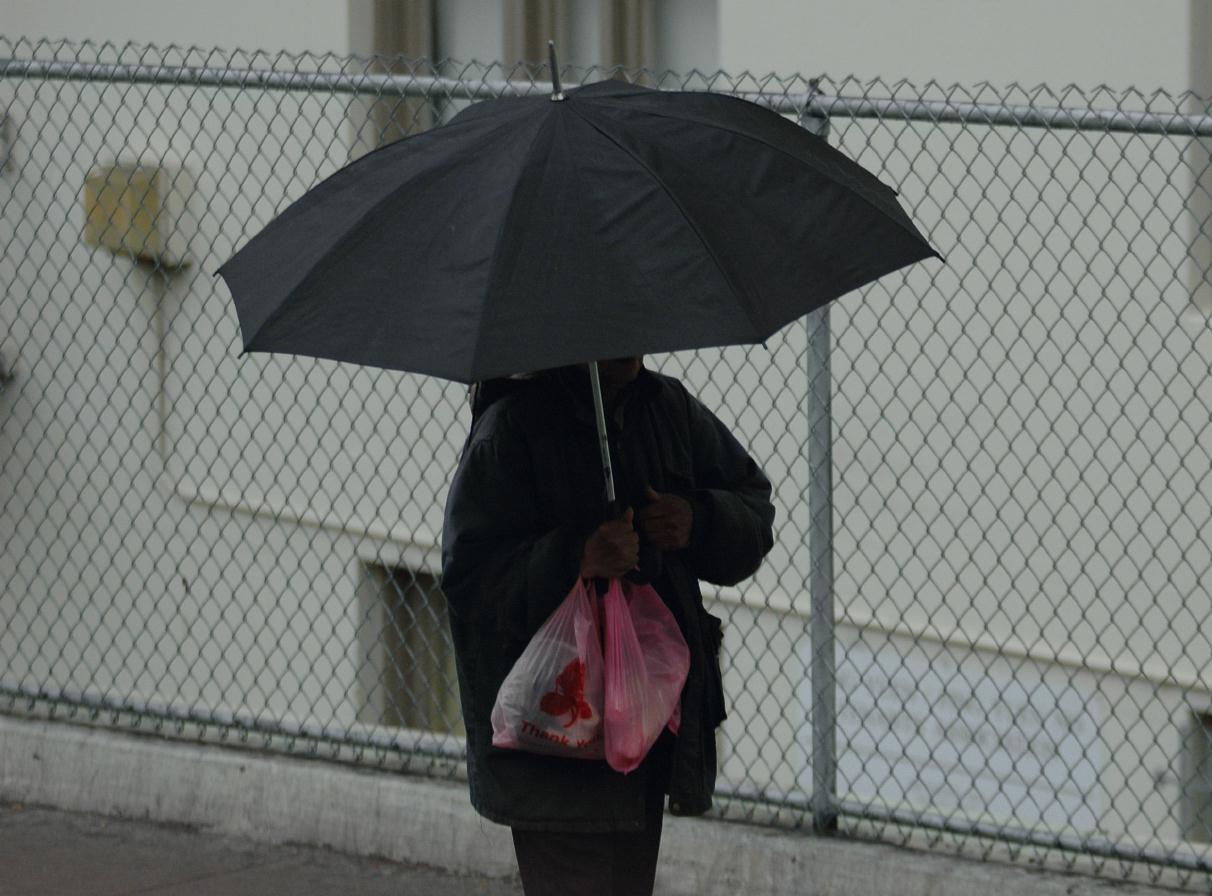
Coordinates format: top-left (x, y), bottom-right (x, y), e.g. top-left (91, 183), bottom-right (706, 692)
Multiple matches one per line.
top-left (441, 353), bottom-right (776, 894)
top-left (218, 43), bottom-right (937, 896)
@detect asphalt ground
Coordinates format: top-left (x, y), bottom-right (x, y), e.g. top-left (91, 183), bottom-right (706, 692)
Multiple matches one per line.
top-left (0, 801), bottom-right (524, 896)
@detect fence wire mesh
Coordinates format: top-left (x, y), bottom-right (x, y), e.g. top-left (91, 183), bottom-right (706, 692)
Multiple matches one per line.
top-left (1, 36), bottom-right (1211, 889)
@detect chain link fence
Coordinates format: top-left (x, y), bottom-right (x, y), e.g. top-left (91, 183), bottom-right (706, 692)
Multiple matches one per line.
top-left (1, 36), bottom-right (1210, 889)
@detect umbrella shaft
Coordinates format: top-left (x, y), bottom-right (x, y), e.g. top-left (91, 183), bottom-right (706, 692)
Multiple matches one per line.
top-left (587, 361), bottom-right (617, 506)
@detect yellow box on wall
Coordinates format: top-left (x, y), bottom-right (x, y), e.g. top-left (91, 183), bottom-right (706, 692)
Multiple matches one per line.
top-left (83, 164), bottom-right (190, 267)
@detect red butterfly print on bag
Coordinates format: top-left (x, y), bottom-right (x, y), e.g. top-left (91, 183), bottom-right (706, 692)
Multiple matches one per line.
top-left (540, 658), bottom-right (594, 728)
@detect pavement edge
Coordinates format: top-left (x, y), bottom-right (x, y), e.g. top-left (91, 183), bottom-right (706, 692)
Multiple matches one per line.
top-left (0, 713), bottom-right (1190, 896)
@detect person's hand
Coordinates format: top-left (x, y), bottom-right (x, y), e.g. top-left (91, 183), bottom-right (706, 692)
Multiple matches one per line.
top-left (579, 509), bottom-right (639, 579)
top-left (638, 485), bottom-right (693, 552)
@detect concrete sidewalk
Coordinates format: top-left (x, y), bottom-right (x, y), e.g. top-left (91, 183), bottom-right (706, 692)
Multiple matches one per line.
top-left (0, 801), bottom-right (523, 896)
top-left (1, 714), bottom-right (1201, 896)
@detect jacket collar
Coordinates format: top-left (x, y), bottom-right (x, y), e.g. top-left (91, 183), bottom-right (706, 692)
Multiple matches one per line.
top-left (546, 363), bottom-right (661, 428)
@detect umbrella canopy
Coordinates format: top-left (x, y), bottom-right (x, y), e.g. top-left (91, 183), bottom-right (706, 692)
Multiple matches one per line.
top-left (218, 77), bottom-right (938, 385)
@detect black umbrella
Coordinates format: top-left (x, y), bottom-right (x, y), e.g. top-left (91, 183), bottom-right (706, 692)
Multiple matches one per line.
top-left (219, 48), bottom-right (938, 504)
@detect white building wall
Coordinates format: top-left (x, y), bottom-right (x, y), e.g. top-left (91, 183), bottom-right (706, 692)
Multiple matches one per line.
top-left (0, 1), bottom-right (381, 731)
top-left (718, 0), bottom-right (1190, 91)
top-left (3, 0), bottom-right (355, 57)
top-left (712, 0), bottom-right (1212, 844)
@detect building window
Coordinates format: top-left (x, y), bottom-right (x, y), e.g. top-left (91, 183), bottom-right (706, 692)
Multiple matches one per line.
top-left (363, 0), bottom-right (436, 150)
top-left (503, 0), bottom-right (656, 72)
top-left (356, 561), bottom-right (464, 736)
top-left (1181, 710), bottom-right (1212, 842)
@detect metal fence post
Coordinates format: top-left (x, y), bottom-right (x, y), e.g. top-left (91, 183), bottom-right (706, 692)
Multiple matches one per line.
top-left (799, 98), bottom-right (838, 836)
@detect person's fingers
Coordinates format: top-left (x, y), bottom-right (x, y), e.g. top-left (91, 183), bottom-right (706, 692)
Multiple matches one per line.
top-left (584, 513), bottom-right (642, 575)
top-left (604, 516), bottom-right (634, 536)
top-left (632, 494), bottom-right (691, 553)
top-left (641, 513), bottom-right (673, 531)
top-left (640, 496), bottom-right (681, 517)
top-left (639, 504), bottom-right (675, 522)
top-left (611, 527), bottom-right (638, 552)
top-left (617, 527), bottom-right (637, 546)
top-left (639, 509), bottom-right (688, 528)
top-left (643, 513), bottom-right (689, 548)
top-left (644, 508), bottom-right (679, 526)
top-left (644, 511), bottom-right (673, 533)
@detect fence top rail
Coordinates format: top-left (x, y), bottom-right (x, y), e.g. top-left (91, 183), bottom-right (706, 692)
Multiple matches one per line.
top-left (4, 54), bottom-right (1212, 138)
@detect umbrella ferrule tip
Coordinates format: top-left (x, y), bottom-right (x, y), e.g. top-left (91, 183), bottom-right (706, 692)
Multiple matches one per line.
top-left (548, 39), bottom-right (564, 100)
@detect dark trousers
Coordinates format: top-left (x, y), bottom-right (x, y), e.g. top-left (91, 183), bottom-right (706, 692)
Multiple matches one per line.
top-left (511, 780), bottom-right (665, 896)
top-left (511, 735), bottom-right (673, 896)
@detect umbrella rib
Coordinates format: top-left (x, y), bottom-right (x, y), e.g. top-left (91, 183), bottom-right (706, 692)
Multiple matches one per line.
top-left (236, 172), bottom-right (439, 353)
top-left (565, 104), bottom-right (767, 340)
top-left (242, 113), bottom-right (539, 357)
top-left (583, 96), bottom-right (939, 254)
top-left (228, 124), bottom-right (439, 350)
top-left (470, 113), bottom-right (557, 379)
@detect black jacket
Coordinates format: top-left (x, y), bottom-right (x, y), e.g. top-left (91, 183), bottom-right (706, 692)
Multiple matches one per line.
top-left (440, 366), bottom-right (775, 831)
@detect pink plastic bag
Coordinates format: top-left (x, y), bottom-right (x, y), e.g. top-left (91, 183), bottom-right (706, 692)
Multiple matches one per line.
top-left (491, 578), bottom-right (606, 758)
top-left (603, 579), bottom-right (690, 774)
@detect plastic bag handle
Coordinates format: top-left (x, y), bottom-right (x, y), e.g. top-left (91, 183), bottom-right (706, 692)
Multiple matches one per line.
top-left (581, 577), bottom-right (607, 651)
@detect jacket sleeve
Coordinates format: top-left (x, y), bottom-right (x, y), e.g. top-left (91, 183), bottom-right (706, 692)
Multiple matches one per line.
top-left (679, 389), bottom-right (776, 586)
top-left (440, 426), bottom-right (590, 644)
